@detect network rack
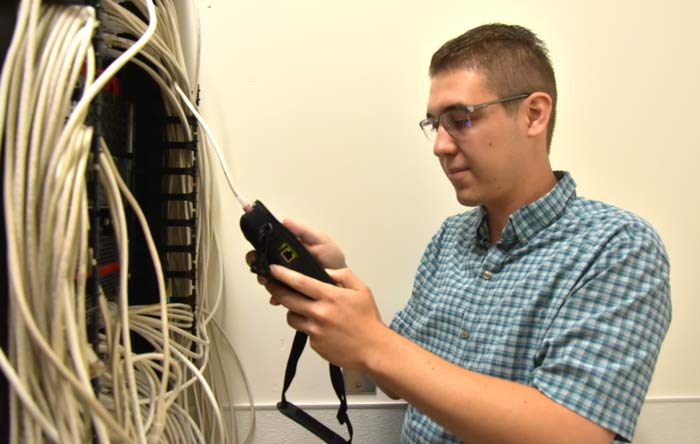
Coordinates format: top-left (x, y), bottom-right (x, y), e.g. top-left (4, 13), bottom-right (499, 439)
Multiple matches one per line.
top-left (0, 1), bottom-right (217, 442)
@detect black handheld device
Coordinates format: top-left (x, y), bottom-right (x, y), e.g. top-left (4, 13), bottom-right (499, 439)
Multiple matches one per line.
top-left (240, 200), bottom-right (334, 285)
top-left (240, 200), bottom-right (353, 444)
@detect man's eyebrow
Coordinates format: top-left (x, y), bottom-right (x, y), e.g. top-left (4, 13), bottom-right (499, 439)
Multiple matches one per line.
top-left (426, 103), bottom-right (469, 118)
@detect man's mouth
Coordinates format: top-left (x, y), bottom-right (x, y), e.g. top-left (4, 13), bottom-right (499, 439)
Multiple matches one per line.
top-left (446, 166), bottom-right (469, 180)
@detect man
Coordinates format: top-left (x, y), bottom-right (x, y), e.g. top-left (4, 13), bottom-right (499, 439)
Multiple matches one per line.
top-left (247, 23), bottom-right (671, 443)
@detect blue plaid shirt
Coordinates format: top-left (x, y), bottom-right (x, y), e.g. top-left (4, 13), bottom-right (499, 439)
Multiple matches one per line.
top-left (390, 171), bottom-right (671, 443)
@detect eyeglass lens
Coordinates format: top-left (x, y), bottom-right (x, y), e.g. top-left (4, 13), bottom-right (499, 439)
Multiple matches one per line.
top-left (422, 109), bottom-right (472, 141)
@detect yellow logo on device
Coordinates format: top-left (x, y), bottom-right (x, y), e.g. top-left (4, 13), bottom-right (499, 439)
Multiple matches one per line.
top-left (278, 243), bottom-right (299, 264)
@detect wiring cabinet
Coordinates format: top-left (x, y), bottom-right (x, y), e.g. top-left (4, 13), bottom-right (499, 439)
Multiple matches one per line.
top-left (0, 1), bottom-right (238, 443)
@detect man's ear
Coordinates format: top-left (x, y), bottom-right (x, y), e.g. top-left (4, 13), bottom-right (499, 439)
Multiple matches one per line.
top-left (524, 92), bottom-right (552, 139)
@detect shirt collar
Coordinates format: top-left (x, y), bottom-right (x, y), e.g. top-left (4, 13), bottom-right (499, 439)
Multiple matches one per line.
top-left (475, 171), bottom-right (577, 249)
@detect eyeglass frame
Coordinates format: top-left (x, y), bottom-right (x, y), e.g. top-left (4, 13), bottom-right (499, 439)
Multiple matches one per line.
top-left (419, 93), bottom-right (531, 141)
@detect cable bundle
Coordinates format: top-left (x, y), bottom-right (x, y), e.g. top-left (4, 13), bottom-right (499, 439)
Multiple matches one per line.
top-left (0, 1), bottom-right (253, 442)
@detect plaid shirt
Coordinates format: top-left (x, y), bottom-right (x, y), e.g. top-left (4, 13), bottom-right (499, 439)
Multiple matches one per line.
top-left (390, 171), bottom-right (671, 443)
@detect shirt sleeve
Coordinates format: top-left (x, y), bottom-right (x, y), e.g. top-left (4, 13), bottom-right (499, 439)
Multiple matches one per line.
top-left (531, 219), bottom-right (671, 442)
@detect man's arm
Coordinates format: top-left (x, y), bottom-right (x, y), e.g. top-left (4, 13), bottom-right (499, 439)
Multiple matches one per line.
top-left (266, 264), bottom-right (615, 444)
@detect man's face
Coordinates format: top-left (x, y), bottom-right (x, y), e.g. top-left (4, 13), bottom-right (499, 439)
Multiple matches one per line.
top-left (427, 69), bottom-right (528, 209)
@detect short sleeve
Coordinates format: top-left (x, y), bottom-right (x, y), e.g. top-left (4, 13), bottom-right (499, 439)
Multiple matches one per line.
top-left (531, 220), bottom-right (671, 442)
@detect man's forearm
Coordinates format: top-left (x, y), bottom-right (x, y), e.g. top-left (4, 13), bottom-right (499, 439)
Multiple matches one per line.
top-left (362, 326), bottom-right (614, 444)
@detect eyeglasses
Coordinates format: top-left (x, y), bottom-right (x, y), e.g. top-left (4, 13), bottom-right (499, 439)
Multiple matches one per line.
top-left (419, 93), bottom-right (531, 141)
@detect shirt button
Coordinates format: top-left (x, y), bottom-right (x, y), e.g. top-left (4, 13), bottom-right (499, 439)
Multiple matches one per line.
top-left (461, 330), bottom-right (470, 340)
top-left (482, 270), bottom-right (492, 280)
top-left (521, 237), bottom-right (528, 244)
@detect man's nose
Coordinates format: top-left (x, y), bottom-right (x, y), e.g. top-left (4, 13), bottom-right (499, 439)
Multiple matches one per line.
top-left (433, 126), bottom-right (459, 157)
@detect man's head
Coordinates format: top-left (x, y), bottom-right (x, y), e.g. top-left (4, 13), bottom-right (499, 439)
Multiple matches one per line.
top-left (425, 24), bottom-right (558, 216)
top-left (430, 23), bottom-right (557, 152)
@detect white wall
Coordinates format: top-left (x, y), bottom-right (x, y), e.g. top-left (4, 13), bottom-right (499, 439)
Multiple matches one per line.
top-left (195, 0), bottom-right (700, 440)
top-left (229, 400), bottom-right (700, 443)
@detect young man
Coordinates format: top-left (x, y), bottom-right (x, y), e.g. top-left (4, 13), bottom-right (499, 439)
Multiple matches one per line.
top-left (247, 24), bottom-right (671, 443)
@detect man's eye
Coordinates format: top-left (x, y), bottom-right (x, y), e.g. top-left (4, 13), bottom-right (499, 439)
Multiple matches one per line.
top-left (443, 110), bottom-right (471, 129)
top-left (450, 117), bottom-right (469, 127)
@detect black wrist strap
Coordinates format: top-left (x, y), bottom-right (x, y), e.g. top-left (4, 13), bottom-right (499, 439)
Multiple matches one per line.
top-left (277, 331), bottom-right (353, 444)
top-left (249, 219), bottom-right (352, 442)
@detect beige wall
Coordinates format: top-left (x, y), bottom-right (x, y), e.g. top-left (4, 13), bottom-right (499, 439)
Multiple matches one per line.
top-left (196, 0), bottom-right (700, 407)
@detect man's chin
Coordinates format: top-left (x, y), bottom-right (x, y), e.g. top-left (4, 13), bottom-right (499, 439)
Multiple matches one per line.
top-left (455, 191), bottom-right (481, 208)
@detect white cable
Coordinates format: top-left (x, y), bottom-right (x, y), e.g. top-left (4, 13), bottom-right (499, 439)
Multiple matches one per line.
top-left (97, 144), bottom-right (149, 444)
top-left (52, 0), bottom-right (157, 158)
top-left (0, 351), bottom-right (59, 442)
top-left (0, 0), bottom-right (31, 153)
top-left (174, 83), bottom-right (251, 209)
top-left (2, 5), bottom-right (129, 442)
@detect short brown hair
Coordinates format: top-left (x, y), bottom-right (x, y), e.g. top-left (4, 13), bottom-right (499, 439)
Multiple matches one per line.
top-left (430, 24), bottom-right (557, 151)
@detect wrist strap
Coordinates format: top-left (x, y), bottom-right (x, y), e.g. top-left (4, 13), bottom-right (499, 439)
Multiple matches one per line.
top-left (252, 223), bottom-right (353, 442)
top-left (277, 331), bottom-right (353, 443)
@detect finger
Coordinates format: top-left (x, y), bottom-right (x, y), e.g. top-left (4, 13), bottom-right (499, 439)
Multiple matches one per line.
top-left (245, 250), bottom-right (256, 266)
top-left (269, 264), bottom-right (329, 301)
top-left (268, 283), bottom-right (314, 317)
top-left (282, 218), bottom-right (324, 246)
top-left (263, 278), bottom-right (286, 295)
top-left (286, 311), bottom-right (310, 333)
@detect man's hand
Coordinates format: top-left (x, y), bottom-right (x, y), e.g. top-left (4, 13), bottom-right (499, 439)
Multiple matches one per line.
top-left (244, 218), bottom-right (386, 369)
top-left (266, 264), bottom-right (385, 370)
